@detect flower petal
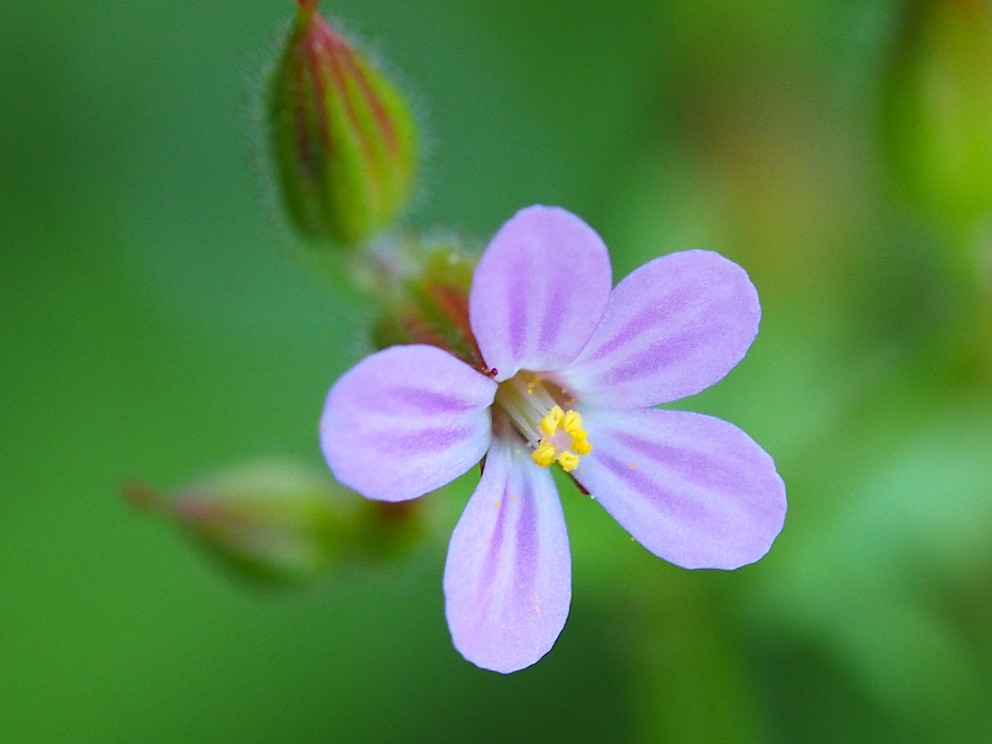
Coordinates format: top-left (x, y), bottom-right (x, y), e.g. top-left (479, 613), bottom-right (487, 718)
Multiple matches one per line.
top-left (575, 408), bottom-right (786, 569)
top-left (469, 205), bottom-right (612, 380)
top-left (320, 345), bottom-right (497, 502)
top-left (562, 250), bottom-right (760, 407)
top-left (443, 434), bottom-right (571, 673)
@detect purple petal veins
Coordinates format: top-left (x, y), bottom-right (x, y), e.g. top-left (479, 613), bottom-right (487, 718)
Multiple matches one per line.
top-left (562, 250), bottom-right (760, 408)
top-left (319, 205), bottom-right (786, 673)
top-left (320, 345), bottom-right (496, 502)
top-left (443, 434), bottom-right (571, 674)
top-left (575, 408), bottom-right (786, 570)
top-left (469, 205), bottom-right (612, 379)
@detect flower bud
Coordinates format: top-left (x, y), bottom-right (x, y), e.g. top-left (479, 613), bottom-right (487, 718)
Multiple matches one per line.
top-left (267, 1), bottom-right (418, 246)
top-left (881, 0), bottom-right (992, 220)
top-left (125, 459), bottom-right (424, 585)
top-left (370, 241), bottom-right (486, 370)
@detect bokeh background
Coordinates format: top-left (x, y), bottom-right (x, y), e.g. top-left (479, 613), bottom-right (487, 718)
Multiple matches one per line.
top-left (3, 0), bottom-right (991, 741)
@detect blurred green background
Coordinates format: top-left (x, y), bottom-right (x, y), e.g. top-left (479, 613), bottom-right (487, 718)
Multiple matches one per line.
top-left (3, 0), bottom-right (991, 741)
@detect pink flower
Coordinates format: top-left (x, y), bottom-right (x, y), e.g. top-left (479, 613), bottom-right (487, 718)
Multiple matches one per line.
top-left (320, 205), bottom-right (786, 673)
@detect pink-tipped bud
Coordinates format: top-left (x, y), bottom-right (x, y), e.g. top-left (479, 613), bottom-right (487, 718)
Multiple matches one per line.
top-left (125, 459), bottom-right (424, 585)
top-left (268, 2), bottom-right (418, 246)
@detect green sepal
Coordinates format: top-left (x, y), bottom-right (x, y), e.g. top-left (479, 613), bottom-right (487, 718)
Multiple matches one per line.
top-left (371, 242), bottom-right (486, 371)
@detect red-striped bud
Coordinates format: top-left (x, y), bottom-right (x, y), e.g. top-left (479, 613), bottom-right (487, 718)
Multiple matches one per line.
top-left (125, 459), bottom-right (424, 585)
top-left (268, 1), bottom-right (418, 246)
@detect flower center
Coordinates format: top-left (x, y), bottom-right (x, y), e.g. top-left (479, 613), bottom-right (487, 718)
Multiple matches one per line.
top-left (493, 372), bottom-right (592, 473)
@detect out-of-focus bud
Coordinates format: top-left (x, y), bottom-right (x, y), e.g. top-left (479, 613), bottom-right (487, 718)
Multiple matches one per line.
top-left (267, 0), bottom-right (418, 246)
top-left (125, 459), bottom-right (424, 585)
top-left (369, 241), bottom-right (486, 370)
top-left (881, 0), bottom-right (992, 221)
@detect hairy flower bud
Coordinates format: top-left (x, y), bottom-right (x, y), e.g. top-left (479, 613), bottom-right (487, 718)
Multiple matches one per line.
top-left (125, 459), bottom-right (424, 585)
top-left (371, 242), bottom-right (485, 370)
top-left (882, 0), bottom-right (992, 220)
top-left (268, 0), bottom-right (417, 246)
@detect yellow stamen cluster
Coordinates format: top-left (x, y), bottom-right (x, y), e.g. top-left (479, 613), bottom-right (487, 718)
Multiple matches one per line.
top-left (531, 405), bottom-right (592, 473)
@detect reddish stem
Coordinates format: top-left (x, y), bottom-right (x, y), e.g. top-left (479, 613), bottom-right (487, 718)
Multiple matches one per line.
top-left (296, 0), bottom-right (318, 24)
top-left (373, 499), bottom-right (419, 524)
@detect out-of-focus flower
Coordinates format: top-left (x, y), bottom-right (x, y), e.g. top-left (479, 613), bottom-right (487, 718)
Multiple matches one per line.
top-left (882, 0), bottom-right (992, 220)
top-left (320, 205), bottom-right (787, 672)
top-left (267, 0), bottom-right (417, 246)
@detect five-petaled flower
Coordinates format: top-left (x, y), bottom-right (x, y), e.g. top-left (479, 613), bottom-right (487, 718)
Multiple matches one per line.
top-left (320, 205), bottom-right (787, 673)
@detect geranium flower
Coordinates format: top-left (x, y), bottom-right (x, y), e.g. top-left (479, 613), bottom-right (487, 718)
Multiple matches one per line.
top-left (320, 205), bottom-right (787, 673)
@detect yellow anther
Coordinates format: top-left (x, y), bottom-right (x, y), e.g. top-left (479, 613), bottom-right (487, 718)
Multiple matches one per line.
top-left (532, 442), bottom-right (557, 467)
top-left (558, 451), bottom-right (580, 472)
top-left (562, 409), bottom-right (583, 434)
top-left (539, 405), bottom-right (564, 436)
top-left (573, 437), bottom-right (592, 456)
top-left (530, 403), bottom-right (592, 472)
